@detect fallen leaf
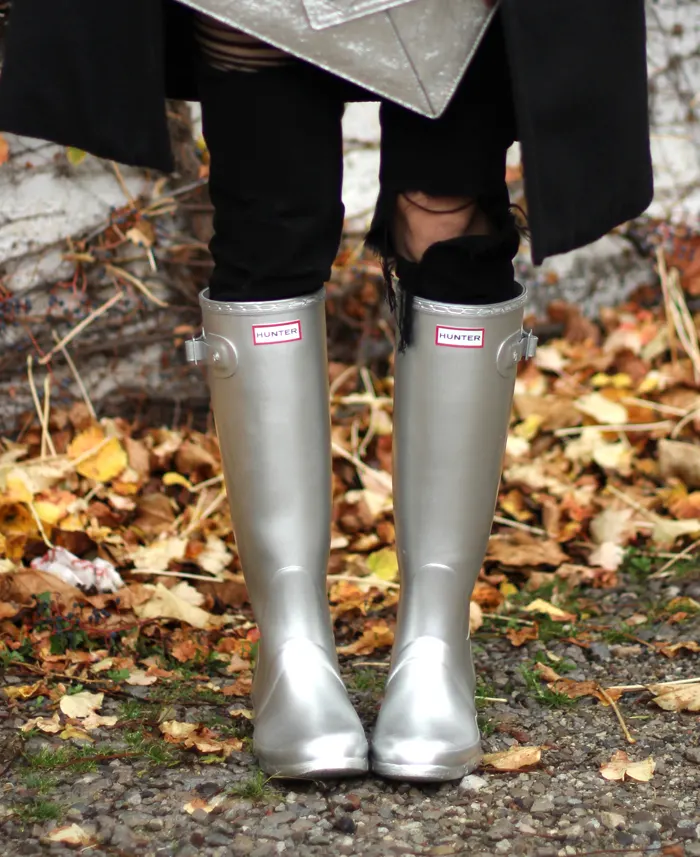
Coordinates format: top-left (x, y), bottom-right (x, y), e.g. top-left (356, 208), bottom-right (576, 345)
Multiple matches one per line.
top-left (658, 439), bottom-right (700, 489)
top-left (130, 537), bottom-right (187, 574)
top-left (196, 535), bottom-right (232, 577)
top-left (125, 669), bottom-right (159, 686)
top-left (648, 683), bottom-right (700, 712)
top-left (133, 493), bottom-right (176, 535)
top-left (67, 426), bottom-right (127, 482)
top-left (20, 713), bottom-right (62, 734)
top-left (4, 681), bottom-right (49, 701)
top-left (48, 824), bottom-right (92, 845)
top-left (366, 548), bottom-right (399, 582)
top-left (59, 690), bottom-right (104, 719)
top-left (228, 708), bottom-right (254, 720)
top-left (469, 601), bottom-right (483, 635)
top-left (486, 533), bottom-right (568, 568)
top-left (0, 134), bottom-right (9, 165)
top-left (80, 712), bottom-right (119, 730)
top-left (651, 517), bottom-right (700, 548)
top-left (336, 620), bottom-right (394, 655)
top-left (480, 745), bottom-right (542, 771)
top-left (600, 750), bottom-right (655, 782)
top-left (522, 598), bottom-right (576, 622)
top-left (65, 147), bottom-right (87, 166)
top-left (575, 392), bottom-right (628, 425)
top-left (652, 641), bottom-right (700, 658)
top-left (506, 623), bottom-right (539, 647)
top-left (160, 720), bottom-right (243, 757)
top-left (183, 793), bottom-right (226, 814)
top-left (589, 507), bottom-right (634, 571)
top-left (59, 724), bottom-right (94, 741)
top-left (533, 662), bottom-right (561, 682)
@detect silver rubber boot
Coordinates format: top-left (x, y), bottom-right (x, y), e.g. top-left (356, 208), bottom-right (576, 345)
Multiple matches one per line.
top-left (187, 288), bottom-right (368, 778)
top-left (371, 285), bottom-right (536, 781)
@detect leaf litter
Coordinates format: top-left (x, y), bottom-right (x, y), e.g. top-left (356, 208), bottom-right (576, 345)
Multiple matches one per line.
top-left (0, 250), bottom-right (699, 786)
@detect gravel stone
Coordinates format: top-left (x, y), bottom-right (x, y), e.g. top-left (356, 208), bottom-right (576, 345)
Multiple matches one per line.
top-left (600, 812), bottom-right (627, 830)
top-left (531, 797), bottom-right (555, 814)
top-left (110, 825), bottom-right (138, 851)
top-left (684, 748), bottom-right (700, 765)
top-left (459, 775), bottom-right (489, 792)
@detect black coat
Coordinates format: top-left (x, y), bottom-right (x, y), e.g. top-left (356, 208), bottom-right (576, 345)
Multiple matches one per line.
top-left (0, 0), bottom-right (653, 264)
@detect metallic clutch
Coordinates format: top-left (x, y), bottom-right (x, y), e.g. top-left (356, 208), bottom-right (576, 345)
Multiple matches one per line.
top-left (182, 0), bottom-right (497, 117)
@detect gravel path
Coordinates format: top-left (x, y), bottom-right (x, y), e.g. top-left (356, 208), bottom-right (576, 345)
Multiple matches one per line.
top-left (1, 570), bottom-right (699, 857)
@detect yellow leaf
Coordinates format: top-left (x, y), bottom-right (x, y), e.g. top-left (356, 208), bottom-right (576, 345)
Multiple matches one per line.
top-left (499, 581), bottom-right (519, 598)
top-left (59, 690), bottom-right (104, 718)
top-left (33, 500), bottom-right (68, 526)
top-left (366, 548), bottom-right (399, 582)
top-left (59, 725), bottom-right (93, 741)
top-left (649, 683), bottom-right (700, 712)
top-left (67, 426), bottom-right (127, 482)
top-left (4, 682), bottom-right (46, 701)
top-left (522, 598), bottom-right (576, 622)
top-left (66, 147), bottom-right (87, 165)
top-left (5, 470), bottom-right (33, 503)
top-left (162, 472), bottom-right (194, 490)
top-left (514, 414), bottom-right (544, 441)
top-left (600, 750), bottom-right (655, 782)
top-left (651, 518), bottom-right (700, 548)
top-left (49, 824), bottom-right (92, 845)
top-left (481, 746), bottom-right (542, 771)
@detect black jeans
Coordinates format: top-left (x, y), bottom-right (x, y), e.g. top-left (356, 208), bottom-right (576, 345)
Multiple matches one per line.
top-left (198, 14), bottom-right (520, 331)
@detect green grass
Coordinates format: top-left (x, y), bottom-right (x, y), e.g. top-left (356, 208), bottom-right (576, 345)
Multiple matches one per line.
top-left (122, 730), bottom-right (180, 766)
top-left (23, 745), bottom-right (99, 775)
top-left (12, 799), bottom-right (64, 824)
top-left (477, 713), bottom-right (497, 738)
top-left (346, 667), bottom-right (386, 695)
top-left (475, 675), bottom-right (499, 711)
top-left (599, 623), bottom-right (642, 645)
top-left (19, 771), bottom-right (59, 794)
top-left (227, 769), bottom-right (281, 803)
top-left (117, 699), bottom-right (155, 721)
top-left (519, 662), bottom-right (577, 709)
top-left (621, 548), bottom-right (699, 583)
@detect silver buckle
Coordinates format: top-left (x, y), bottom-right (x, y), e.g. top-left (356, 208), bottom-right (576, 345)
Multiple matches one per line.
top-left (496, 328), bottom-right (538, 377)
top-left (184, 331), bottom-right (238, 378)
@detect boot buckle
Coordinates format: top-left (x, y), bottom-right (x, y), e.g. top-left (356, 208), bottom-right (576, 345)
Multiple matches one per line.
top-left (496, 329), bottom-right (538, 377)
top-left (185, 332), bottom-right (238, 378)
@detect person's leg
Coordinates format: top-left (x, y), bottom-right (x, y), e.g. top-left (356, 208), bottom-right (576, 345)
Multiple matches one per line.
top-left (369, 16), bottom-right (538, 781)
top-left (189, 56), bottom-right (368, 778)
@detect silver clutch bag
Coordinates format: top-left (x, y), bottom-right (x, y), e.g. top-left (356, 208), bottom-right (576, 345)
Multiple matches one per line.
top-left (183, 0), bottom-right (498, 118)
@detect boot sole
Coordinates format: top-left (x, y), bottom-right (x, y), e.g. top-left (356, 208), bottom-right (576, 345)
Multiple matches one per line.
top-left (371, 746), bottom-right (482, 782)
top-left (258, 756), bottom-right (369, 779)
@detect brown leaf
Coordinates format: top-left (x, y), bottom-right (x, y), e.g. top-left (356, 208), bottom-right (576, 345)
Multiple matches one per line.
top-left (174, 440), bottom-right (218, 479)
top-left (533, 662), bottom-right (561, 682)
top-left (2, 570), bottom-right (89, 607)
top-left (471, 582), bottom-right (504, 609)
top-left (133, 493), bottom-right (176, 536)
top-left (221, 675), bottom-right (253, 696)
top-left (658, 439), bottom-right (700, 489)
top-left (505, 623), bottom-right (539, 647)
top-left (0, 134), bottom-right (10, 166)
top-left (600, 750), bottom-right (655, 782)
top-left (653, 640), bottom-right (700, 658)
top-left (160, 720), bottom-right (243, 757)
top-left (486, 532), bottom-right (568, 568)
top-left (170, 639), bottom-right (200, 663)
top-left (480, 745), bottom-right (542, 772)
top-left (336, 620), bottom-right (394, 655)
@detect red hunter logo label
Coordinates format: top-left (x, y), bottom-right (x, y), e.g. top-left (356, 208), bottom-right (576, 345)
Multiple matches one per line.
top-left (435, 326), bottom-right (484, 348)
top-left (252, 320), bottom-right (302, 345)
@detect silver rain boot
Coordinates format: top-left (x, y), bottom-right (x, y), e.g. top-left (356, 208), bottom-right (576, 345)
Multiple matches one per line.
top-left (371, 285), bottom-right (537, 781)
top-left (187, 288), bottom-right (368, 778)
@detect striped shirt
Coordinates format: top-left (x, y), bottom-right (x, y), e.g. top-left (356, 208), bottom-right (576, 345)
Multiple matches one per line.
top-left (195, 13), bottom-right (294, 72)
